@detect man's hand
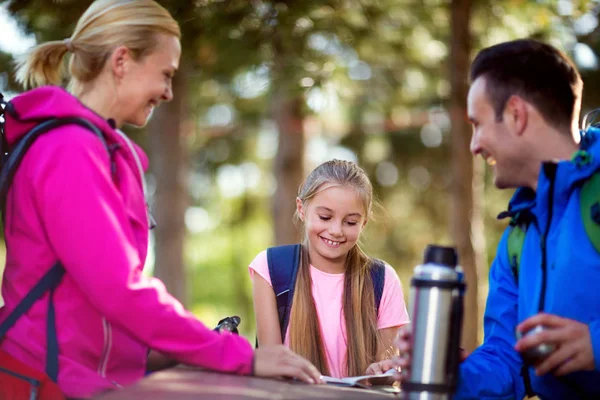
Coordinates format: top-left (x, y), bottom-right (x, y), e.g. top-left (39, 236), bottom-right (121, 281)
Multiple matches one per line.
top-left (515, 313), bottom-right (595, 376)
top-left (392, 325), bottom-right (470, 383)
top-left (392, 325), bottom-right (412, 382)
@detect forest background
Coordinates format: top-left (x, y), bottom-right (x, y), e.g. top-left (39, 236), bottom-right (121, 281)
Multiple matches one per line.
top-left (1, 0), bottom-right (600, 352)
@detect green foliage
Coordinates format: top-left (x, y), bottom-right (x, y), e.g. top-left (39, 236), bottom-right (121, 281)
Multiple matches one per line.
top-left (2, 0), bottom-right (600, 341)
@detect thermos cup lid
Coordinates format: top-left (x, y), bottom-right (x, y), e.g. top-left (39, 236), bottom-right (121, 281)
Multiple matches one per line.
top-left (423, 245), bottom-right (458, 268)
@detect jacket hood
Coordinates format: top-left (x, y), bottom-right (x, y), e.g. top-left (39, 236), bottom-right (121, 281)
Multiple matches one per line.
top-left (4, 86), bottom-right (148, 170)
top-left (501, 127), bottom-right (600, 219)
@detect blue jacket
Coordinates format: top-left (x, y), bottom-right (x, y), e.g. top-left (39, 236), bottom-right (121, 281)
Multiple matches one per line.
top-left (455, 128), bottom-right (600, 399)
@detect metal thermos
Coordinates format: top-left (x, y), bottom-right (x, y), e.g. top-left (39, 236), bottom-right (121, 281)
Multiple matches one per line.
top-left (403, 245), bottom-right (465, 400)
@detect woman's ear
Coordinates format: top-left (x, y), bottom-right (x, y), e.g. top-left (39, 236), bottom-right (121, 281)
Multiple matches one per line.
top-left (296, 197), bottom-right (305, 221)
top-left (109, 46), bottom-right (131, 80)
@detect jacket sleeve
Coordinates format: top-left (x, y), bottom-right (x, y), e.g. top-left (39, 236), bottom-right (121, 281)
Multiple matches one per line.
top-left (30, 129), bottom-right (254, 375)
top-left (588, 320), bottom-right (600, 371)
top-left (454, 230), bottom-right (525, 400)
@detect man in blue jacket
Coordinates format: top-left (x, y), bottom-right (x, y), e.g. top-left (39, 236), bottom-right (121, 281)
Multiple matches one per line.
top-left (395, 39), bottom-right (600, 399)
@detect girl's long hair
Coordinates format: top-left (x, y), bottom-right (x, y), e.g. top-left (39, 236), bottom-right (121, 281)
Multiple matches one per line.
top-left (288, 159), bottom-right (382, 377)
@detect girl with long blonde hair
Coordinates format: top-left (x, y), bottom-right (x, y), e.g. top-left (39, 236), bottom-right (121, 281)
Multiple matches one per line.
top-left (250, 159), bottom-right (409, 378)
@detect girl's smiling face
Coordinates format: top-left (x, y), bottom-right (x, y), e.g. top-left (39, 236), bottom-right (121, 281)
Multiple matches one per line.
top-left (297, 184), bottom-right (367, 271)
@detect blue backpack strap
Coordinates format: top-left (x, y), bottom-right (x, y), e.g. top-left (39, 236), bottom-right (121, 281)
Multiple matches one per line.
top-left (265, 246), bottom-right (386, 344)
top-left (0, 262), bottom-right (65, 382)
top-left (266, 244), bottom-right (301, 343)
top-left (370, 259), bottom-right (386, 316)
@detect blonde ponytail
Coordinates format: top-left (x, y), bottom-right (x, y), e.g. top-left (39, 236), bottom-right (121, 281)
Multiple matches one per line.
top-left (15, 40), bottom-right (71, 89)
top-left (14, 0), bottom-right (180, 92)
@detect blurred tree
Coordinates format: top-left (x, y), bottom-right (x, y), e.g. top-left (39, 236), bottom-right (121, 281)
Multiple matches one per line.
top-left (3, 0), bottom-right (600, 341)
top-left (449, 0), bottom-right (482, 352)
top-left (147, 65), bottom-right (191, 306)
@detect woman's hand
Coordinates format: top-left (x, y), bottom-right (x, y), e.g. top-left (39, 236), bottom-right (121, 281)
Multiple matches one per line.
top-left (253, 345), bottom-right (323, 384)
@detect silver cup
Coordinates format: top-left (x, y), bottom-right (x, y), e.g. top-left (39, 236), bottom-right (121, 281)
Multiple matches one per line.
top-left (516, 325), bottom-right (556, 365)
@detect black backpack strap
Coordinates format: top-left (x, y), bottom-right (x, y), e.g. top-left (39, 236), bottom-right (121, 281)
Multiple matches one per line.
top-left (0, 113), bottom-right (111, 382)
top-left (0, 93), bottom-right (8, 168)
top-left (0, 116), bottom-right (110, 214)
top-left (0, 262), bottom-right (65, 382)
top-left (266, 244), bottom-right (301, 343)
top-left (370, 259), bottom-right (386, 317)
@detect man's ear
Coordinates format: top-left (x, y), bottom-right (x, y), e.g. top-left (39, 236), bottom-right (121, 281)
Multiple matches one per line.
top-left (296, 197), bottom-right (304, 221)
top-left (109, 46), bottom-right (131, 79)
top-left (503, 95), bottom-right (528, 137)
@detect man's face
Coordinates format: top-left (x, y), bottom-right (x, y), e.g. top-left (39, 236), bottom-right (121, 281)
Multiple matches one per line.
top-left (468, 77), bottom-right (524, 189)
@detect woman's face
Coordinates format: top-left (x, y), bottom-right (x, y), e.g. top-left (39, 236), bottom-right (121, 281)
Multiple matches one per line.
top-left (117, 33), bottom-right (181, 127)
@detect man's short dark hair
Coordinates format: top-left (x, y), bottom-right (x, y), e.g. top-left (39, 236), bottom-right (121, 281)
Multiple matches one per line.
top-left (470, 39), bottom-right (583, 132)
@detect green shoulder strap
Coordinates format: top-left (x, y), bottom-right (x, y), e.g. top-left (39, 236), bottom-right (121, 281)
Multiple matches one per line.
top-left (507, 221), bottom-right (528, 284)
top-left (507, 218), bottom-right (536, 398)
top-left (580, 171), bottom-right (600, 254)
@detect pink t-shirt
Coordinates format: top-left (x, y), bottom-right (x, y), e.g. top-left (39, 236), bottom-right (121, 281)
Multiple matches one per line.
top-left (249, 250), bottom-right (410, 378)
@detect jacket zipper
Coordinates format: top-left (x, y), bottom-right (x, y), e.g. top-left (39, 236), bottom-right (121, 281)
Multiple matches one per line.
top-left (538, 163), bottom-right (557, 312)
top-left (0, 366), bottom-right (40, 400)
top-left (537, 163), bottom-right (591, 400)
top-left (98, 317), bottom-right (113, 378)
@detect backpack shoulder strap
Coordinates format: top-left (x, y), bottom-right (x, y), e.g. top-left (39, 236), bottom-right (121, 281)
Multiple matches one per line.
top-left (507, 218), bottom-right (529, 284)
top-left (370, 259), bottom-right (386, 317)
top-left (0, 262), bottom-right (64, 382)
top-left (266, 244), bottom-right (301, 343)
top-left (265, 248), bottom-right (387, 340)
top-left (580, 170), bottom-right (600, 254)
top-left (505, 215), bottom-right (535, 398)
top-left (0, 110), bottom-right (111, 382)
top-left (0, 116), bottom-right (111, 214)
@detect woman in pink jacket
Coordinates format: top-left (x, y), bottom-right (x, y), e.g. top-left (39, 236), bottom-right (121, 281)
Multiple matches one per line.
top-left (0, 0), bottom-right (321, 398)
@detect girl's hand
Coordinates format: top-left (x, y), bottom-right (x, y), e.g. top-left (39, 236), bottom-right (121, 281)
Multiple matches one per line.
top-left (365, 359), bottom-right (395, 375)
top-left (253, 345), bottom-right (324, 384)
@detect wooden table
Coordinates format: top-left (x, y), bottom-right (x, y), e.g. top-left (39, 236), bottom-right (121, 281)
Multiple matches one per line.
top-left (94, 367), bottom-right (400, 399)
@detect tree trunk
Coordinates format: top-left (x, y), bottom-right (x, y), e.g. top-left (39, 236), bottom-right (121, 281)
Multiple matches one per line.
top-left (449, 0), bottom-right (483, 351)
top-left (271, 87), bottom-right (305, 246)
top-left (147, 67), bottom-right (190, 306)
top-left (270, 30), bottom-right (305, 246)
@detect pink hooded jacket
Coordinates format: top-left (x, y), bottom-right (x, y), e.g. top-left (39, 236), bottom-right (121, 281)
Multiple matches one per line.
top-left (0, 86), bottom-right (254, 398)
